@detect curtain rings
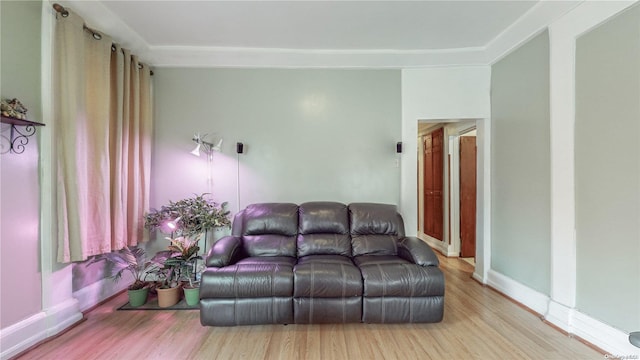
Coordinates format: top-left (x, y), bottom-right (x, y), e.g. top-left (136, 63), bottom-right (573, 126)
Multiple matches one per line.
top-left (53, 3), bottom-right (102, 40)
top-left (89, 29), bottom-right (102, 40)
top-left (52, 3), bottom-right (153, 76)
top-left (53, 3), bottom-right (69, 17)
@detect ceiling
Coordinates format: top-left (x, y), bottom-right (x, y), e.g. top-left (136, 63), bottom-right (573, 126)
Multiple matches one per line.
top-left (61, 1), bottom-right (580, 67)
top-left (99, 1), bottom-right (538, 50)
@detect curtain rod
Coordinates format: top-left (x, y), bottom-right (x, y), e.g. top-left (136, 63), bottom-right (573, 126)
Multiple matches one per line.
top-left (52, 3), bottom-right (154, 76)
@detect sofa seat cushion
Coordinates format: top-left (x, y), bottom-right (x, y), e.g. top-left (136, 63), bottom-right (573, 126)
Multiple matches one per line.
top-left (200, 262), bottom-right (294, 298)
top-left (236, 256), bottom-right (297, 267)
top-left (293, 255), bottom-right (362, 298)
top-left (353, 255), bottom-right (409, 267)
top-left (357, 258), bottom-right (445, 297)
top-left (297, 254), bottom-right (354, 265)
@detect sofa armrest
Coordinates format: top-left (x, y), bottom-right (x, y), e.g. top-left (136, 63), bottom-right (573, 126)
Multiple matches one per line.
top-left (398, 236), bottom-right (439, 266)
top-left (205, 236), bottom-right (243, 267)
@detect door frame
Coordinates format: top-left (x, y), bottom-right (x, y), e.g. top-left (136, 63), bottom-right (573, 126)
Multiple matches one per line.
top-left (412, 118), bottom-right (490, 284)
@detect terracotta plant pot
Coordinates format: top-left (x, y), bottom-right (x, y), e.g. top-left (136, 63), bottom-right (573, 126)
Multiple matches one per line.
top-left (156, 286), bottom-right (181, 308)
top-left (127, 287), bottom-right (149, 307)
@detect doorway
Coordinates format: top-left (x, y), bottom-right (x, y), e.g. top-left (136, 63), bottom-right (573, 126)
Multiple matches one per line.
top-left (416, 120), bottom-right (477, 266)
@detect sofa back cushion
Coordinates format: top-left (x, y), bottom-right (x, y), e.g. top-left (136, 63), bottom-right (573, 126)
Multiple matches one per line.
top-left (349, 203), bottom-right (405, 256)
top-left (241, 203), bottom-right (298, 257)
top-left (297, 202), bottom-right (351, 257)
top-left (231, 210), bottom-right (245, 236)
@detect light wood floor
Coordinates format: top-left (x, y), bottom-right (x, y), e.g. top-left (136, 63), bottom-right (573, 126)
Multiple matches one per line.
top-left (16, 254), bottom-right (602, 360)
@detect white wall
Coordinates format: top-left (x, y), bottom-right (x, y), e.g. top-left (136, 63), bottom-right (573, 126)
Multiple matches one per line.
top-left (1, 2), bottom-right (85, 359)
top-left (152, 68), bottom-right (402, 221)
top-left (0, 0), bottom-right (43, 330)
top-left (490, 30), bottom-right (551, 296)
top-left (486, 2), bottom-right (640, 356)
top-left (574, 4), bottom-right (639, 334)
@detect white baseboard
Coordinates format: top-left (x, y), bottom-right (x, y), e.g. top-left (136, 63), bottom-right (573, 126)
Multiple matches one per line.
top-left (545, 300), bottom-right (573, 332)
top-left (486, 269), bottom-right (550, 315)
top-left (419, 233), bottom-right (449, 256)
top-left (0, 299), bottom-right (82, 360)
top-left (486, 269), bottom-right (639, 357)
top-left (73, 277), bottom-right (129, 312)
top-left (472, 271), bottom-right (485, 284)
top-left (571, 310), bottom-right (640, 357)
top-left (0, 313), bottom-right (47, 360)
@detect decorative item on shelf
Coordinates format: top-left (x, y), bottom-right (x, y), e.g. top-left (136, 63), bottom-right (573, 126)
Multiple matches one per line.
top-left (191, 133), bottom-right (223, 159)
top-left (87, 246), bottom-right (161, 307)
top-left (0, 97), bottom-right (45, 154)
top-left (1, 98), bottom-right (28, 119)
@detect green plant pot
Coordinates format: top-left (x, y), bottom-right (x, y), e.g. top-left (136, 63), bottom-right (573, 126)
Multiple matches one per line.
top-left (183, 287), bottom-right (200, 306)
top-left (127, 287), bottom-right (149, 307)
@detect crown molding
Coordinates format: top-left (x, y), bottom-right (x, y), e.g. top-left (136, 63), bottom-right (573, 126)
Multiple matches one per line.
top-left (53, 0), bottom-right (150, 60)
top-left (58, 0), bottom-right (594, 69)
top-left (484, 0), bottom-right (583, 65)
top-left (142, 46), bottom-right (488, 69)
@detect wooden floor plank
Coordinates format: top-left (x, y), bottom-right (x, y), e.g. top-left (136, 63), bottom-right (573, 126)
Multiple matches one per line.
top-left (15, 254), bottom-right (603, 360)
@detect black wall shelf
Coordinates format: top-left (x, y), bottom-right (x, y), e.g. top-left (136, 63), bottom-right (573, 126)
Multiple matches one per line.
top-left (1, 115), bottom-right (45, 154)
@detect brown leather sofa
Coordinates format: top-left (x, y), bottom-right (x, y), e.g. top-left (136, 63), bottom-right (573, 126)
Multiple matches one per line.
top-left (200, 202), bottom-right (445, 326)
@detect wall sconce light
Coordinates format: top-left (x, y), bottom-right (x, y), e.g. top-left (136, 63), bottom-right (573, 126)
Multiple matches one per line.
top-left (191, 133), bottom-right (223, 158)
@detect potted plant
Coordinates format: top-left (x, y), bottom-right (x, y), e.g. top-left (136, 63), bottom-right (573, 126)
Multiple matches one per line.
top-left (88, 246), bottom-right (159, 307)
top-left (149, 249), bottom-right (182, 308)
top-left (182, 264), bottom-right (204, 306)
top-left (144, 194), bottom-right (232, 307)
top-left (165, 237), bottom-right (203, 306)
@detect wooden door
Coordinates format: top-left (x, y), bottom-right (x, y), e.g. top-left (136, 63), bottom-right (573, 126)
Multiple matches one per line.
top-left (423, 135), bottom-right (433, 236)
top-left (423, 128), bottom-right (444, 241)
top-left (459, 136), bottom-right (477, 258)
top-left (431, 128), bottom-right (444, 240)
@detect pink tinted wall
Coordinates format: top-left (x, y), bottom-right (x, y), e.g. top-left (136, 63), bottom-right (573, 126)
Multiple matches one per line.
top-left (0, 0), bottom-right (44, 328)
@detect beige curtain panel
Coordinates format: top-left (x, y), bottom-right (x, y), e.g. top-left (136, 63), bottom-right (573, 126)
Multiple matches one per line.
top-left (54, 10), bottom-right (152, 262)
